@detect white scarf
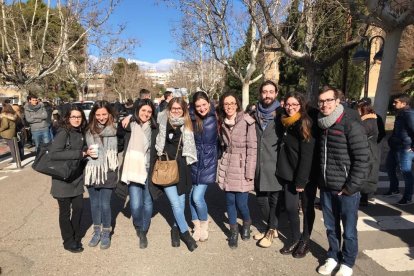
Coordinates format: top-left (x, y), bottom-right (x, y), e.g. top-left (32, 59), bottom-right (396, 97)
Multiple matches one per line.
top-left (121, 122), bottom-right (152, 185)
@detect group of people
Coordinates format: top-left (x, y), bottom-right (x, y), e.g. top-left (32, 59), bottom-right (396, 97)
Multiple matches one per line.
top-left (43, 80), bottom-right (412, 276)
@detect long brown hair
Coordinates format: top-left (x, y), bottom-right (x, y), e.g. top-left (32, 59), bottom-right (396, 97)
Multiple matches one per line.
top-left (284, 91), bottom-right (312, 142)
top-left (192, 91), bottom-right (210, 133)
top-left (87, 100), bottom-right (115, 134)
top-left (167, 97), bottom-right (193, 132)
top-left (357, 101), bottom-right (375, 116)
top-left (1, 103), bottom-right (16, 115)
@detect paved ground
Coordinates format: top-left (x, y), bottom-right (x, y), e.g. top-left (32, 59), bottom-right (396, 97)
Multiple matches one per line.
top-left (0, 125), bottom-right (413, 275)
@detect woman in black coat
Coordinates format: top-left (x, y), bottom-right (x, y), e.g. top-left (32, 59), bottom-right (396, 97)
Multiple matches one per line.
top-left (49, 105), bottom-right (89, 253)
top-left (189, 92), bottom-right (218, 242)
top-left (357, 101), bottom-right (379, 206)
top-left (276, 91), bottom-right (315, 258)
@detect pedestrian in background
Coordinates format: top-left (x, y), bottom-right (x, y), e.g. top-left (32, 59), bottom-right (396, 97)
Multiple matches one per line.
top-left (276, 91), bottom-right (315, 258)
top-left (24, 94), bottom-right (51, 151)
top-left (84, 101), bottom-right (119, 250)
top-left (49, 105), bottom-right (89, 253)
top-left (189, 92), bottom-right (218, 242)
top-left (217, 91), bottom-right (257, 249)
top-left (0, 103), bottom-right (18, 167)
top-left (155, 97), bottom-right (198, 252)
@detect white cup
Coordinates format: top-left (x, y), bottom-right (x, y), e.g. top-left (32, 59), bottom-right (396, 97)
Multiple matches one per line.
top-left (89, 144), bottom-right (99, 158)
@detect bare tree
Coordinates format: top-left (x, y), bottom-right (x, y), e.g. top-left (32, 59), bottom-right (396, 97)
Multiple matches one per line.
top-left (346, 0), bottom-right (414, 120)
top-left (0, 0), bottom-right (121, 101)
top-left (245, 0), bottom-right (366, 102)
top-left (166, 0), bottom-right (268, 109)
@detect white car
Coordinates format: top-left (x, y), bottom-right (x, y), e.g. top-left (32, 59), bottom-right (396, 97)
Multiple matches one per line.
top-left (73, 101), bottom-right (94, 121)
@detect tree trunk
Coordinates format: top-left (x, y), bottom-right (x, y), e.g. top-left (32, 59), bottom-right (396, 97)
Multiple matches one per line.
top-left (242, 81), bottom-right (250, 110)
top-left (373, 28), bottom-right (404, 122)
top-left (305, 64), bottom-right (322, 105)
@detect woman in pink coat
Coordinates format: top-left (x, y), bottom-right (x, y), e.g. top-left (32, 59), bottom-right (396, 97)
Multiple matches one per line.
top-left (217, 91), bottom-right (257, 249)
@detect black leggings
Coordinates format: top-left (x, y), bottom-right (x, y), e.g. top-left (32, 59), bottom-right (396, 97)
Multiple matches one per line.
top-left (301, 181), bottom-right (317, 241)
top-left (256, 191), bottom-right (280, 230)
top-left (283, 181), bottom-right (301, 242)
top-left (56, 194), bottom-right (83, 247)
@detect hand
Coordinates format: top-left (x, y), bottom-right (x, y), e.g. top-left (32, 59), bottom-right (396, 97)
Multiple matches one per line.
top-left (121, 115), bottom-right (132, 128)
top-left (296, 187), bottom-right (304, 192)
top-left (338, 188), bottom-right (350, 196)
top-left (85, 148), bottom-right (94, 157)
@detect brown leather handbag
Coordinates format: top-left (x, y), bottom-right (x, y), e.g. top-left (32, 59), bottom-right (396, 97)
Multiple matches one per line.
top-left (152, 136), bottom-right (182, 186)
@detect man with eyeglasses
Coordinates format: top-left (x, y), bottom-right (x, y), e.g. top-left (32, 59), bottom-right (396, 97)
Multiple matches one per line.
top-left (316, 86), bottom-right (369, 276)
top-left (250, 80), bottom-right (282, 248)
top-left (385, 93), bottom-right (414, 205)
top-left (24, 94), bottom-right (52, 151)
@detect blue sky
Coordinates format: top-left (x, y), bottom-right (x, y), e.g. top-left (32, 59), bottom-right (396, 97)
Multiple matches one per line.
top-left (108, 1), bottom-right (181, 67)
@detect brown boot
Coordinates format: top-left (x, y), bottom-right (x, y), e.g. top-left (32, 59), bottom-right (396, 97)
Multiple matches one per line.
top-left (199, 220), bottom-right (209, 242)
top-left (192, 220), bottom-right (201, 241)
top-left (258, 229), bottom-right (278, 248)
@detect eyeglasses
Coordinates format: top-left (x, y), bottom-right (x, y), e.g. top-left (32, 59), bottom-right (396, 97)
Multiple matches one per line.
top-left (171, 107), bottom-right (183, 111)
top-left (318, 98), bottom-right (336, 106)
top-left (69, 116), bottom-right (82, 120)
top-left (224, 102), bottom-right (237, 107)
top-left (285, 103), bottom-right (300, 108)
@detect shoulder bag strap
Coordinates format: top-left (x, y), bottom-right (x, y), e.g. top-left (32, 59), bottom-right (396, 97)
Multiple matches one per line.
top-left (174, 135), bottom-right (183, 160)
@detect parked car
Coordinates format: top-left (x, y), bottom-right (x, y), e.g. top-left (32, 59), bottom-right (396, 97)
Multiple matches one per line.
top-left (72, 101), bottom-right (94, 121)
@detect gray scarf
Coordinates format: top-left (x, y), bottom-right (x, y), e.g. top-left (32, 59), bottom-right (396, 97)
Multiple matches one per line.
top-left (85, 124), bottom-right (119, 186)
top-left (155, 111), bottom-right (197, 165)
top-left (317, 104), bottom-right (344, 130)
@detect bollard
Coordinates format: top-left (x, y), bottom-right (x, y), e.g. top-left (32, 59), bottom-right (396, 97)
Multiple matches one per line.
top-left (12, 137), bottom-right (22, 169)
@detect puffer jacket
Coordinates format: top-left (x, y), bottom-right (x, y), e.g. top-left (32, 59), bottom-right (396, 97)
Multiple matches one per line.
top-left (24, 102), bottom-right (50, 132)
top-left (319, 111), bottom-right (369, 194)
top-left (0, 113), bottom-right (17, 139)
top-left (217, 112), bottom-right (257, 192)
top-left (388, 107), bottom-right (414, 151)
top-left (360, 114), bottom-right (379, 194)
top-left (190, 104), bottom-right (218, 185)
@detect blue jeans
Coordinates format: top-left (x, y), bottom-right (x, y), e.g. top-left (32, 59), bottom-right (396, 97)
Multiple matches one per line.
top-left (128, 182), bottom-right (153, 231)
top-left (226, 192), bottom-right (250, 225)
top-left (399, 150), bottom-right (414, 200)
top-left (164, 185), bottom-right (188, 233)
top-left (190, 184), bottom-right (208, 221)
top-left (31, 129), bottom-right (51, 150)
top-left (88, 187), bottom-right (113, 228)
top-left (320, 189), bottom-right (360, 268)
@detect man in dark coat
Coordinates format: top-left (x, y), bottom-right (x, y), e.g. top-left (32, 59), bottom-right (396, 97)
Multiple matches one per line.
top-left (316, 86), bottom-right (369, 276)
top-left (158, 90), bottom-right (173, 113)
top-left (385, 93), bottom-right (414, 205)
top-left (252, 80), bottom-right (282, 248)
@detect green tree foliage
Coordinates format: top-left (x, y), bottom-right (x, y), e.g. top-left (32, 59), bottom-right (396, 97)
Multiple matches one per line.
top-left (399, 63), bottom-right (414, 95)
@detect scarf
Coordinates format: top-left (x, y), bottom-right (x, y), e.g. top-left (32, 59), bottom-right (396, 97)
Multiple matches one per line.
top-left (281, 112), bottom-right (301, 127)
top-left (361, 113), bottom-right (377, 121)
top-left (84, 124), bottom-right (118, 186)
top-left (155, 111), bottom-right (197, 165)
top-left (257, 100), bottom-right (280, 130)
top-left (224, 113), bottom-right (236, 128)
top-left (317, 104), bottom-right (344, 130)
top-left (121, 122), bottom-right (152, 185)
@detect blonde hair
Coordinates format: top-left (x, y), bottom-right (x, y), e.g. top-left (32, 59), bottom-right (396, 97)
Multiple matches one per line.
top-left (167, 97), bottom-right (193, 132)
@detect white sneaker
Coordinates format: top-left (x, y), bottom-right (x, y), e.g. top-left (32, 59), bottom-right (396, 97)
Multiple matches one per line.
top-left (335, 264), bottom-right (353, 276)
top-left (318, 258), bottom-right (338, 275)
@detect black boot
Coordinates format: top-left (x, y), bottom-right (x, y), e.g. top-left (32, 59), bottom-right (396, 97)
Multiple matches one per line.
top-left (180, 231), bottom-right (198, 252)
top-left (171, 226), bottom-right (180, 247)
top-left (228, 225), bottom-right (239, 249)
top-left (241, 221), bottom-right (251, 240)
top-left (139, 230), bottom-right (148, 249)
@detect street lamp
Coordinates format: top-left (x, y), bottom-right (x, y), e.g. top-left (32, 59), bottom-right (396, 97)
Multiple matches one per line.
top-left (352, 35), bottom-right (385, 98)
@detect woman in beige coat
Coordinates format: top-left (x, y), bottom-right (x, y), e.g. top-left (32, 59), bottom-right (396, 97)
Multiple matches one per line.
top-left (217, 91), bottom-right (257, 249)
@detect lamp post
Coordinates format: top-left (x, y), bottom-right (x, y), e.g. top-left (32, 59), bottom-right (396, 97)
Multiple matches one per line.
top-left (352, 35), bottom-right (385, 98)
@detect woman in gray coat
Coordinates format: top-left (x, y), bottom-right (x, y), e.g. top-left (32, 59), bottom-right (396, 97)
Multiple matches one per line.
top-left (49, 105), bottom-right (89, 253)
top-left (217, 91), bottom-right (257, 249)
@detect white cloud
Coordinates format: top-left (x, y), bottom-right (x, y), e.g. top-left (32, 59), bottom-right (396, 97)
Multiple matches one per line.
top-left (128, 58), bottom-right (181, 72)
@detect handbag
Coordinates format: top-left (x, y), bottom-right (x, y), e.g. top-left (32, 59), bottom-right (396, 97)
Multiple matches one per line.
top-left (32, 131), bottom-right (85, 182)
top-left (152, 135), bottom-right (182, 186)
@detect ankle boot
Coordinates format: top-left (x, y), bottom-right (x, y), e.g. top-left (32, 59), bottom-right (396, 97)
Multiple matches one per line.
top-left (258, 228), bottom-right (278, 248)
top-left (100, 228), bottom-right (111, 249)
top-left (180, 231), bottom-right (198, 252)
top-left (292, 239), bottom-right (310, 258)
top-left (171, 226), bottom-right (180, 247)
top-left (192, 220), bottom-right (201, 241)
top-left (199, 220), bottom-right (209, 242)
top-left (241, 221), bottom-right (251, 240)
top-left (88, 225), bottom-right (101, 247)
top-left (228, 225), bottom-right (239, 249)
top-left (138, 230), bottom-right (148, 249)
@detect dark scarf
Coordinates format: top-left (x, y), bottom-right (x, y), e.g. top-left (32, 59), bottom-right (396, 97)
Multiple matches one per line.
top-left (257, 100), bottom-right (280, 130)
